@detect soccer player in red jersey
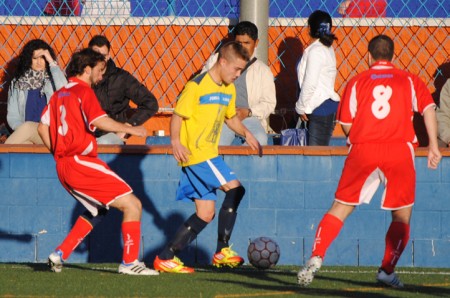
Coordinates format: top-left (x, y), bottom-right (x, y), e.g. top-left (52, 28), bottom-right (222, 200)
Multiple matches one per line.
top-left (38, 48), bottom-right (158, 276)
top-left (297, 35), bottom-right (441, 288)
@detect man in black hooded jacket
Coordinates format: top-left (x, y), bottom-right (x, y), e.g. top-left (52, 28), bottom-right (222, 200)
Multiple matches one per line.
top-left (89, 35), bottom-right (159, 144)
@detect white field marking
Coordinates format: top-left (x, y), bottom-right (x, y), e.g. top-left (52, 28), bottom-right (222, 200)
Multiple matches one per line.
top-left (5, 265), bottom-right (450, 276)
top-left (196, 266), bottom-right (450, 275)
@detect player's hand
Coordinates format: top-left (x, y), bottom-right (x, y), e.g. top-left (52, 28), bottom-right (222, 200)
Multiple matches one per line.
top-left (245, 132), bottom-right (263, 157)
top-left (35, 49), bottom-right (55, 65)
top-left (427, 146), bottom-right (442, 169)
top-left (128, 125), bottom-right (147, 138)
top-left (299, 114), bottom-right (309, 122)
top-left (172, 141), bottom-right (190, 163)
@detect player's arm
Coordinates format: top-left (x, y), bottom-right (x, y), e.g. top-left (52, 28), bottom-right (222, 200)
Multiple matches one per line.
top-left (341, 124), bottom-right (352, 136)
top-left (423, 107), bottom-right (442, 169)
top-left (225, 116), bottom-right (262, 156)
top-left (37, 122), bottom-right (52, 151)
top-left (170, 113), bottom-right (190, 163)
top-left (92, 116), bottom-right (147, 138)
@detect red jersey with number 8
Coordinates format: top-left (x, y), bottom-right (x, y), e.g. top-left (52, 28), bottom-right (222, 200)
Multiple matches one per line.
top-left (337, 61), bottom-right (435, 145)
top-left (41, 77), bottom-right (107, 161)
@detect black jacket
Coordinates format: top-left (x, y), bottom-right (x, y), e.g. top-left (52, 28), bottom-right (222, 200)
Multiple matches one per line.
top-left (93, 59), bottom-right (158, 134)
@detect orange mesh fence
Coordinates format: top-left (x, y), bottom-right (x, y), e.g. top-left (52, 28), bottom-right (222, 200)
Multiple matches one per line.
top-left (1, 18), bottom-right (449, 142)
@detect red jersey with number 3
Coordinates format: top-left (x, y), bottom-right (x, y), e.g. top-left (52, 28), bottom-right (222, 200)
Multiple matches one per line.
top-left (41, 77), bottom-right (107, 161)
top-left (337, 61), bottom-right (435, 145)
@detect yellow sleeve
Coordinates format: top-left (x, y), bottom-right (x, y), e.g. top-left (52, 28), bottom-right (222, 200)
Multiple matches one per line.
top-left (174, 81), bottom-right (198, 119)
top-left (225, 84), bottom-right (236, 119)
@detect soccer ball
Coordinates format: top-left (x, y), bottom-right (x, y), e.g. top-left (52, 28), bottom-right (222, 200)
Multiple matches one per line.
top-left (247, 237), bottom-right (280, 269)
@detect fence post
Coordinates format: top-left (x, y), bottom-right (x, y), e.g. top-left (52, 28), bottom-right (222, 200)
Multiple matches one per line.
top-left (239, 0), bottom-right (269, 65)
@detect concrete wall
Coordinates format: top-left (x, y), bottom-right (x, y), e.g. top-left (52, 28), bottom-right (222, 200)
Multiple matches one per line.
top-left (0, 146), bottom-right (448, 268)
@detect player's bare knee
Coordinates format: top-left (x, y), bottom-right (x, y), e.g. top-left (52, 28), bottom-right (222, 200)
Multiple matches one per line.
top-left (197, 210), bottom-right (215, 223)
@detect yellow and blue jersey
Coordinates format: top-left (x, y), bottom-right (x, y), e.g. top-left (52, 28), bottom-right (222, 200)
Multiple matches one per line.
top-left (174, 72), bottom-right (236, 166)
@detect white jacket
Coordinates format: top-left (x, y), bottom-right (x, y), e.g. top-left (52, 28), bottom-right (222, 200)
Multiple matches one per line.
top-left (295, 39), bottom-right (339, 115)
top-left (202, 53), bottom-right (276, 132)
top-left (437, 79), bottom-right (450, 144)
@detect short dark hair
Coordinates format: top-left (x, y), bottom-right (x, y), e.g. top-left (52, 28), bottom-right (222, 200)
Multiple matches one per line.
top-left (368, 35), bottom-right (394, 61)
top-left (66, 48), bottom-right (105, 77)
top-left (88, 35), bottom-right (111, 51)
top-left (308, 10), bottom-right (337, 47)
top-left (218, 41), bottom-right (250, 62)
top-left (233, 21), bottom-right (258, 41)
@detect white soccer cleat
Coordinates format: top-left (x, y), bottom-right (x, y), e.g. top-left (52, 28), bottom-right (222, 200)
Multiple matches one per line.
top-left (48, 250), bottom-right (64, 273)
top-left (118, 260), bottom-right (159, 276)
top-left (376, 269), bottom-right (404, 288)
top-left (297, 256), bottom-right (322, 287)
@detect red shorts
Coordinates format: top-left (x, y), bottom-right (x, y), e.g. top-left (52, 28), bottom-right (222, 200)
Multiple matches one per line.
top-left (56, 155), bottom-right (132, 216)
top-left (335, 143), bottom-right (415, 210)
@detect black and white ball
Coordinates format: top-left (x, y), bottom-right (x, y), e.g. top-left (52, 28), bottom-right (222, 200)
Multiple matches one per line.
top-left (247, 237), bottom-right (280, 269)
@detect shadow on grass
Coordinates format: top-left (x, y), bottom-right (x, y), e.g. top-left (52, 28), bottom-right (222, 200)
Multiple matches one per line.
top-left (197, 266), bottom-right (450, 298)
top-left (23, 263), bottom-right (116, 274)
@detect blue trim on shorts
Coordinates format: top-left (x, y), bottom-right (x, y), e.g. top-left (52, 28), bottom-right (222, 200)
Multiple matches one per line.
top-left (175, 156), bottom-right (237, 202)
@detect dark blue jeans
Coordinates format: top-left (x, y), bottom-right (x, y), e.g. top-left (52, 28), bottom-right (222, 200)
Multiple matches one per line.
top-left (307, 113), bottom-right (336, 146)
top-left (307, 99), bottom-right (338, 146)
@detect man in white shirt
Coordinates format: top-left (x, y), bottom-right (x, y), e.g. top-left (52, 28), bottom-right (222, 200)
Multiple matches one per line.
top-left (202, 21), bottom-right (276, 146)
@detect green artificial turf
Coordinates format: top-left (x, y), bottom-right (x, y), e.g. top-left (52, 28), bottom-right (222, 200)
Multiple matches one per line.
top-left (0, 263), bottom-right (449, 297)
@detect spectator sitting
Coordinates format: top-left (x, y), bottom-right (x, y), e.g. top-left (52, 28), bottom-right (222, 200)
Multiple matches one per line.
top-left (202, 21), bottom-right (276, 146)
top-left (88, 35), bottom-right (159, 144)
top-left (5, 39), bottom-right (67, 144)
top-left (338, 0), bottom-right (387, 17)
top-left (436, 79), bottom-right (450, 147)
top-left (43, 0), bottom-right (84, 16)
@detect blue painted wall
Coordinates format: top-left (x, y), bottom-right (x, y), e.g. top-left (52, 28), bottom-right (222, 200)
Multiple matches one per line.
top-left (0, 150), bottom-right (448, 268)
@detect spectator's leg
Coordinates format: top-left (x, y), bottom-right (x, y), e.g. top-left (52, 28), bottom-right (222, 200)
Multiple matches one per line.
top-left (307, 113), bottom-right (336, 146)
top-left (219, 124), bottom-right (237, 145)
top-left (241, 117), bottom-right (268, 146)
top-left (5, 122), bottom-right (43, 145)
top-left (96, 132), bottom-right (125, 145)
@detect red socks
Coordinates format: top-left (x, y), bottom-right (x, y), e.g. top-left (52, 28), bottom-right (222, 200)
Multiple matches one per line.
top-left (57, 216), bottom-right (93, 260)
top-left (122, 221), bottom-right (141, 264)
top-left (311, 213), bottom-right (344, 258)
top-left (381, 221), bottom-right (410, 274)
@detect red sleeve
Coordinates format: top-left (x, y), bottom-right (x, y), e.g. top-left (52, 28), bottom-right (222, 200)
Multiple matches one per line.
top-left (411, 74), bottom-right (435, 114)
top-left (80, 88), bottom-right (107, 132)
top-left (337, 78), bottom-right (357, 125)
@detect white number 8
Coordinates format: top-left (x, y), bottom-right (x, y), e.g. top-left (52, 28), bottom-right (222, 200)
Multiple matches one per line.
top-left (371, 85), bottom-right (392, 119)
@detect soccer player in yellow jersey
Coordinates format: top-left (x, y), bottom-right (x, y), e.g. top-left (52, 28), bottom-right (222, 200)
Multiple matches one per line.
top-left (153, 41), bottom-right (262, 273)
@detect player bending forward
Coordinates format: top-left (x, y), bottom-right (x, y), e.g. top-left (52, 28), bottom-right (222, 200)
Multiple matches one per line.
top-left (297, 35), bottom-right (441, 288)
top-left (38, 48), bottom-right (158, 276)
top-left (153, 42), bottom-right (262, 273)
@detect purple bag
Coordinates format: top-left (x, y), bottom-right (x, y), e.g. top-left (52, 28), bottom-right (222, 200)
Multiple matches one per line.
top-left (281, 120), bottom-right (308, 146)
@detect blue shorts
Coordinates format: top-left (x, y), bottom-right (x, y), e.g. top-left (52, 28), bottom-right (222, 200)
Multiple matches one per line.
top-left (176, 156), bottom-right (237, 202)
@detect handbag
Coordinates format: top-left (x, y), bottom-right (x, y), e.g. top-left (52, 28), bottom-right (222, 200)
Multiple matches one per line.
top-left (281, 119), bottom-right (309, 146)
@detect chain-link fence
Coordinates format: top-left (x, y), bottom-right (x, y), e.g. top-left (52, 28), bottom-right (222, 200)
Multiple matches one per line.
top-left (1, 0), bottom-right (449, 132)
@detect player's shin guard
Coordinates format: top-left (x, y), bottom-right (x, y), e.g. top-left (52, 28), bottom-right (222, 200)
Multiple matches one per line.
top-left (381, 221), bottom-right (410, 274)
top-left (311, 213), bottom-right (343, 259)
top-left (122, 221), bottom-right (141, 264)
top-left (159, 213), bottom-right (208, 260)
top-left (217, 186), bottom-right (245, 252)
top-left (56, 216), bottom-right (93, 260)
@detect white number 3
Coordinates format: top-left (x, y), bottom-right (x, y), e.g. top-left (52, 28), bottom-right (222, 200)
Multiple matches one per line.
top-left (371, 85), bottom-right (392, 119)
top-left (58, 105), bottom-right (69, 136)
